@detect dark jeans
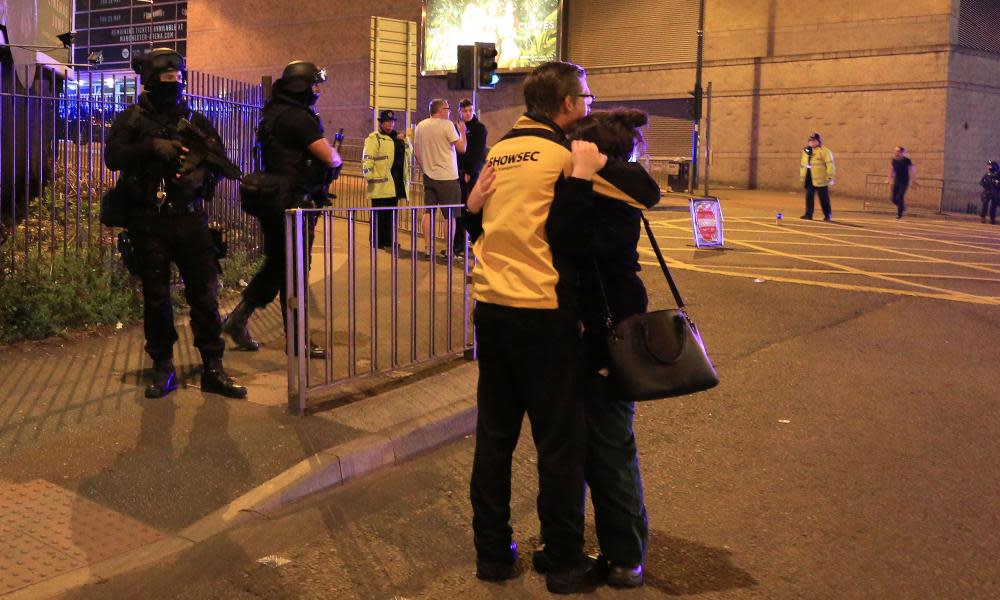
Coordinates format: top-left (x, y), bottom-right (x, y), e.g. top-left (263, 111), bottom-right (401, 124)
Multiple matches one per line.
top-left (470, 302), bottom-right (587, 570)
top-left (370, 196), bottom-right (399, 248)
top-left (453, 171), bottom-right (479, 252)
top-left (243, 212), bottom-right (316, 334)
top-left (891, 181), bottom-right (909, 217)
top-left (804, 172), bottom-right (832, 219)
top-left (129, 212), bottom-right (224, 364)
top-left (981, 192), bottom-right (999, 223)
top-left (585, 374), bottom-right (649, 567)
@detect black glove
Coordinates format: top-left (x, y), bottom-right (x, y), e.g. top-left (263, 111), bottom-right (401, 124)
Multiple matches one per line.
top-left (150, 138), bottom-right (184, 162)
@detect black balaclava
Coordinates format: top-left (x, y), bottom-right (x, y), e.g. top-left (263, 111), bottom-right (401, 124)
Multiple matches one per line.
top-left (146, 79), bottom-right (183, 110)
top-left (137, 48), bottom-right (186, 111)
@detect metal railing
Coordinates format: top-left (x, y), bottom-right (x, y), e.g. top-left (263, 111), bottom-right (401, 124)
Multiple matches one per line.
top-left (0, 63), bottom-right (265, 277)
top-left (863, 173), bottom-right (990, 215)
top-left (285, 204), bottom-right (473, 415)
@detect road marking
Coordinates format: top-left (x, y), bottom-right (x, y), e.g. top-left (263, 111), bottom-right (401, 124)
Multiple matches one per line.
top-left (651, 220), bottom-right (998, 303)
top-left (651, 262), bottom-right (1000, 283)
top-left (641, 258), bottom-right (1000, 306)
top-left (737, 218), bottom-right (1000, 276)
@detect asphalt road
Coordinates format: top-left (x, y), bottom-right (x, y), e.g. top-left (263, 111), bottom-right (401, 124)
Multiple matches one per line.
top-left (68, 206), bottom-right (1000, 599)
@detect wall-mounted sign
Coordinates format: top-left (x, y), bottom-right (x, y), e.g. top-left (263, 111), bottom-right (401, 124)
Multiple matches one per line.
top-left (689, 197), bottom-right (724, 248)
top-left (74, 0), bottom-right (187, 70)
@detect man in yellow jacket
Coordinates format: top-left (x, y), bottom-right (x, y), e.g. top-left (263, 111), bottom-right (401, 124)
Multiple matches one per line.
top-left (461, 61), bottom-right (661, 594)
top-left (362, 110), bottom-right (411, 249)
top-left (800, 132), bottom-right (835, 221)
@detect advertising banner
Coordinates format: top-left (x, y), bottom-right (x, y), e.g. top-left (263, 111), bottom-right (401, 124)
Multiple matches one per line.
top-left (689, 197), bottom-right (725, 248)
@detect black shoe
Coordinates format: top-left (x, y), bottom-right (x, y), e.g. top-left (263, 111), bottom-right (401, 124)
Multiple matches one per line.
top-left (222, 300), bottom-right (259, 351)
top-left (823, 215), bottom-right (832, 222)
top-left (476, 541), bottom-right (519, 582)
top-left (545, 555), bottom-right (599, 595)
top-left (532, 548), bottom-right (552, 574)
top-left (799, 214), bottom-right (812, 220)
top-left (476, 559), bottom-right (520, 582)
top-left (607, 563), bottom-right (644, 588)
top-left (145, 360), bottom-right (177, 399)
top-left (201, 361), bottom-right (247, 399)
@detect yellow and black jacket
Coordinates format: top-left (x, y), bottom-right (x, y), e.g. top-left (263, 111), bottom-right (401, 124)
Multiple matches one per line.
top-left (465, 114), bottom-right (661, 311)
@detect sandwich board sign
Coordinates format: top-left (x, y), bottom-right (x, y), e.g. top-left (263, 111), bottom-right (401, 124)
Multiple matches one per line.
top-left (689, 197), bottom-right (725, 248)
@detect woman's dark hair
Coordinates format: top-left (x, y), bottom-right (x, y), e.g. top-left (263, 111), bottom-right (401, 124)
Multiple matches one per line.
top-left (568, 108), bottom-right (648, 161)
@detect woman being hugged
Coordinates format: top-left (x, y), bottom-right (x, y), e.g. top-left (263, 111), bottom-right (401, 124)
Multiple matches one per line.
top-left (548, 108), bottom-right (660, 588)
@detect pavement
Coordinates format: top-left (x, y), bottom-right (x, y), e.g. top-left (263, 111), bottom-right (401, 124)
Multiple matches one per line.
top-left (1, 186), bottom-right (997, 598)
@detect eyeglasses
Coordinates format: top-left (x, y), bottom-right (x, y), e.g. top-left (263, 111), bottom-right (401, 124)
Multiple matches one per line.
top-left (577, 93), bottom-right (597, 105)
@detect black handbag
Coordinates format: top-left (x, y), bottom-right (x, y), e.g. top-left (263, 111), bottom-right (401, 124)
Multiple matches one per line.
top-left (599, 215), bottom-right (719, 401)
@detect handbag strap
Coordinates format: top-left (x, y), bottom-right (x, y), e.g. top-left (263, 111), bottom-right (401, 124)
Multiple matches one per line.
top-left (594, 213), bottom-right (686, 330)
top-left (641, 214), bottom-right (686, 310)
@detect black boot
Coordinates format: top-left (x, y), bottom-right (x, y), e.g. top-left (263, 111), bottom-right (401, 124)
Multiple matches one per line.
top-left (201, 359), bottom-right (248, 399)
top-left (222, 300), bottom-right (260, 351)
top-left (309, 341), bottom-right (327, 360)
top-left (145, 359), bottom-right (178, 399)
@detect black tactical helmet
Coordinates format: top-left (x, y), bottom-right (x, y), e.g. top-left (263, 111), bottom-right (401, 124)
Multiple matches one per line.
top-left (132, 48), bottom-right (185, 84)
top-left (280, 61), bottom-right (327, 93)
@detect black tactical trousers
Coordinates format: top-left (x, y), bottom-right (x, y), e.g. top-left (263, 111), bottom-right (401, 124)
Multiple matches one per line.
top-left (129, 212), bottom-right (224, 364)
top-left (981, 192), bottom-right (999, 223)
top-left (584, 373), bottom-right (649, 567)
top-left (470, 302), bottom-right (587, 571)
top-left (243, 212), bottom-right (316, 330)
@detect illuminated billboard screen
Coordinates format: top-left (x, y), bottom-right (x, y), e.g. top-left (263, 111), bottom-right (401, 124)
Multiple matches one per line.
top-left (422, 0), bottom-right (560, 73)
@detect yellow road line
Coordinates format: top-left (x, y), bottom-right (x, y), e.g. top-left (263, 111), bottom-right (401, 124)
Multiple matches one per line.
top-left (655, 220), bottom-right (991, 300)
top-left (730, 218), bottom-right (1000, 275)
top-left (641, 258), bottom-right (1000, 306)
top-left (651, 248), bottom-right (1000, 265)
top-left (647, 262), bottom-right (1000, 283)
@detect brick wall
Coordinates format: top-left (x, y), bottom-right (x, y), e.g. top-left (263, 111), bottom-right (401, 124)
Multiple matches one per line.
top-left (185, 0), bottom-right (998, 205)
top-left (942, 47), bottom-right (1000, 212)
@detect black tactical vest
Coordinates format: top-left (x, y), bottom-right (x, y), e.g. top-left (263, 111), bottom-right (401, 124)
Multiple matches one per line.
top-left (257, 97), bottom-right (328, 198)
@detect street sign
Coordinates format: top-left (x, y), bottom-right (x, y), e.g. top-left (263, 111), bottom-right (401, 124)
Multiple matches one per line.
top-left (689, 197), bottom-right (724, 248)
top-left (370, 16), bottom-right (417, 129)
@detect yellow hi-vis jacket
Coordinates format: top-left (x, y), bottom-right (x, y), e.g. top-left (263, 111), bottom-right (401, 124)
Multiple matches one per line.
top-left (800, 145), bottom-right (835, 187)
top-left (470, 115), bottom-right (661, 309)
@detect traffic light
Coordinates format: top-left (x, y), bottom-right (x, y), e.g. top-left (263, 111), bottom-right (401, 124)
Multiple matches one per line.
top-left (476, 42), bottom-right (498, 89)
top-left (690, 86), bottom-right (703, 120)
top-left (449, 45), bottom-right (475, 90)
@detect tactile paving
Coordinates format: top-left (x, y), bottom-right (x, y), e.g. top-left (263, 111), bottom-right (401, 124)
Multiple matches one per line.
top-left (0, 480), bottom-right (166, 595)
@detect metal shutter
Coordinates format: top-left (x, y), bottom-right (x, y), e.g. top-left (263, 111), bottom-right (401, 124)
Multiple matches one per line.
top-left (566, 0), bottom-right (699, 68)
top-left (958, 0), bottom-right (1000, 55)
top-left (592, 98), bottom-right (693, 158)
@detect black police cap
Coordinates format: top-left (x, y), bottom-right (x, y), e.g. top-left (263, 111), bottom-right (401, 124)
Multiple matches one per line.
top-left (378, 110), bottom-right (396, 123)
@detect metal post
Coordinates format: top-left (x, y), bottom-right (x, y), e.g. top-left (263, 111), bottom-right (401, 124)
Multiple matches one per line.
top-left (704, 81), bottom-right (712, 197)
top-left (690, 0), bottom-right (706, 194)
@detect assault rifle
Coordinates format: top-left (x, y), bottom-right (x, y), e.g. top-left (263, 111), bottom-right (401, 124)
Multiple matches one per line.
top-left (177, 118), bottom-right (243, 181)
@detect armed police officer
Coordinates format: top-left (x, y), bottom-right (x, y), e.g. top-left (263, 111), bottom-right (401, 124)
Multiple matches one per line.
top-left (105, 48), bottom-right (246, 400)
top-left (223, 61), bottom-right (342, 357)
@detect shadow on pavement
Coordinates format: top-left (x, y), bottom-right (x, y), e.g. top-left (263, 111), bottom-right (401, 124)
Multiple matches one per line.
top-left (644, 528), bottom-right (758, 595)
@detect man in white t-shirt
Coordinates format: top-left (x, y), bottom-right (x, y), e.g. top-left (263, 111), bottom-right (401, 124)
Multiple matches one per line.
top-left (413, 98), bottom-right (467, 257)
